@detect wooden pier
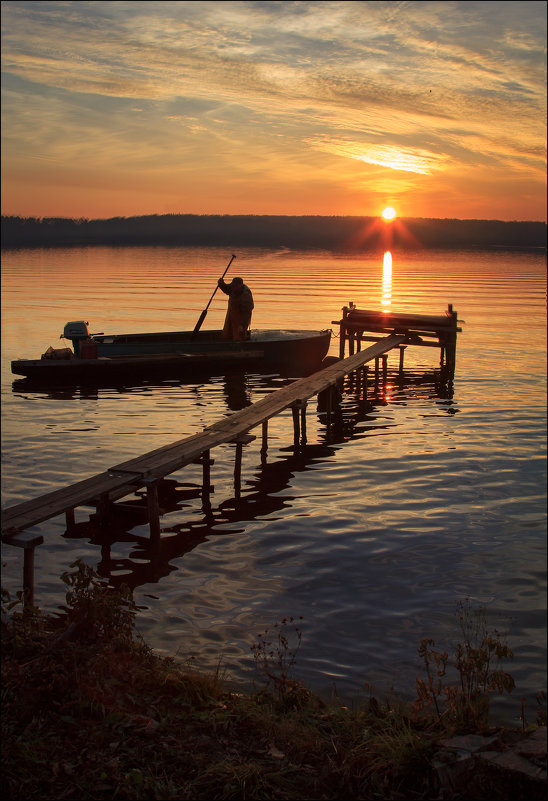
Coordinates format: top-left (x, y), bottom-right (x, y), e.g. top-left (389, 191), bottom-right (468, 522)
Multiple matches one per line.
top-left (334, 303), bottom-right (461, 372)
top-left (2, 308), bottom-right (460, 605)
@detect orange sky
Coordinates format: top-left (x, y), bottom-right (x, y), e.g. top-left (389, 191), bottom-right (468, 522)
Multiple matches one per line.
top-left (1, 1), bottom-right (546, 221)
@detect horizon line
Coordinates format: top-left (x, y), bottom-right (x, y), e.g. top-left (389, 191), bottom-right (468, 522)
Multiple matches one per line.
top-left (2, 213), bottom-right (546, 225)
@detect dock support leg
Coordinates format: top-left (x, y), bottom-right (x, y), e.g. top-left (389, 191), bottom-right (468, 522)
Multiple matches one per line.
top-left (144, 479), bottom-right (161, 547)
top-left (6, 533), bottom-right (43, 608)
top-left (199, 449), bottom-right (214, 508)
top-left (261, 421), bottom-right (268, 464)
top-left (339, 324), bottom-right (346, 359)
top-left (291, 401), bottom-right (307, 448)
top-left (399, 346), bottom-right (406, 374)
top-left (202, 449), bottom-right (211, 494)
top-left (23, 548), bottom-right (36, 608)
top-left (95, 493), bottom-right (112, 527)
top-left (234, 442), bottom-right (243, 499)
top-left (361, 366), bottom-right (368, 401)
top-left (382, 354), bottom-right (388, 385)
top-left (231, 434), bottom-right (256, 499)
top-left (292, 404), bottom-right (300, 448)
top-left (445, 341), bottom-right (456, 376)
top-left (374, 357), bottom-right (380, 395)
top-left (325, 386), bottom-right (333, 440)
top-left (65, 508), bottom-right (76, 530)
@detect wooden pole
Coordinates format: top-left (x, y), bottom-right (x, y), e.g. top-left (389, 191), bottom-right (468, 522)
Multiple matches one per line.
top-left (300, 401), bottom-right (307, 447)
top-left (339, 306), bottom-right (348, 359)
top-left (201, 450), bottom-right (212, 506)
top-left (234, 441), bottom-right (243, 499)
top-left (96, 493), bottom-right (111, 527)
top-left (144, 479), bottom-right (161, 546)
top-left (382, 354), bottom-right (388, 383)
top-left (23, 547), bottom-right (36, 608)
top-left (292, 404), bottom-right (300, 448)
top-left (231, 434), bottom-right (256, 498)
top-left (261, 420), bottom-right (268, 464)
top-left (7, 532), bottom-right (43, 608)
top-left (399, 346), bottom-right (406, 374)
top-left (362, 365), bottom-right (368, 401)
top-left (348, 332), bottom-right (355, 356)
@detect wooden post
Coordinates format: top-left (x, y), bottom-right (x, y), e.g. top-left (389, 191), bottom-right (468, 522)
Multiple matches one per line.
top-left (348, 332), bottom-right (355, 356)
top-left (292, 404), bottom-right (300, 448)
top-left (300, 401), bottom-right (307, 446)
top-left (399, 345), bottom-right (406, 374)
top-left (445, 340), bottom-right (456, 375)
top-left (95, 493), bottom-right (111, 527)
top-left (362, 365), bottom-right (368, 401)
top-left (144, 478), bottom-right (161, 546)
top-left (339, 306), bottom-right (348, 359)
top-left (261, 420), bottom-right (268, 464)
top-left (445, 303), bottom-right (457, 375)
top-left (234, 442), bottom-right (243, 499)
top-left (198, 449), bottom-right (214, 506)
top-left (382, 354), bottom-right (388, 383)
top-left (65, 508), bottom-right (75, 529)
top-left (326, 385), bottom-right (333, 440)
top-left (23, 547), bottom-right (36, 608)
top-left (6, 532), bottom-right (43, 608)
top-left (231, 434), bottom-right (256, 498)
top-left (202, 450), bottom-right (211, 493)
top-left (374, 357), bottom-right (380, 394)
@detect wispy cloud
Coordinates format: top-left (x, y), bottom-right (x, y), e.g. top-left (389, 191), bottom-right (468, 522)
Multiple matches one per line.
top-left (1, 0), bottom-right (546, 219)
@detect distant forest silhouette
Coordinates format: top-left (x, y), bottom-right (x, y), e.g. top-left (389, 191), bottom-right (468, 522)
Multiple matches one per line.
top-left (1, 214), bottom-right (546, 250)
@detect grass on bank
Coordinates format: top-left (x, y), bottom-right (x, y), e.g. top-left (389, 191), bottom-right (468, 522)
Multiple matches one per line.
top-left (2, 561), bottom-right (546, 801)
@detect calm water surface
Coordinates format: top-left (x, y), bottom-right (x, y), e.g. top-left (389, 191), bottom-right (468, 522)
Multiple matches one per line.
top-left (1, 246), bottom-right (546, 725)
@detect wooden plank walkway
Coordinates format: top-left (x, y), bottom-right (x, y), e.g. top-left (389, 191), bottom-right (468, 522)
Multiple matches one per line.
top-left (1, 334), bottom-right (405, 542)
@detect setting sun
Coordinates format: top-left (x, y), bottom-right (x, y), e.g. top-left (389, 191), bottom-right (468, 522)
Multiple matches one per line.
top-left (382, 207), bottom-right (397, 221)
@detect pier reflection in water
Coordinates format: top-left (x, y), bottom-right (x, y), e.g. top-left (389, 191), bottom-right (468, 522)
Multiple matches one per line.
top-left (59, 365), bottom-right (457, 593)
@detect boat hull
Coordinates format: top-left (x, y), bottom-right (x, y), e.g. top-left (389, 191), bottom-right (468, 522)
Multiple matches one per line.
top-left (11, 329), bottom-right (332, 383)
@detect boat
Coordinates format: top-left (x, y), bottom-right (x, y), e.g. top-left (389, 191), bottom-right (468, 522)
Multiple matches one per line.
top-left (11, 321), bottom-right (332, 383)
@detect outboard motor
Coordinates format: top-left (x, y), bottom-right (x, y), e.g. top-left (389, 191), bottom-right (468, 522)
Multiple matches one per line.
top-left (62, 321), bottom-right (90, 357)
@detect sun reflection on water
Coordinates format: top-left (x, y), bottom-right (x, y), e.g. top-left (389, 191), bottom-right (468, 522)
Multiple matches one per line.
top-left (382, 251), bottom-right (392, 307)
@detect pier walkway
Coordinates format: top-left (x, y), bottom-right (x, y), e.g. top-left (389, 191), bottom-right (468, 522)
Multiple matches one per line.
top-left (2, 335), bottom-right (406, 546)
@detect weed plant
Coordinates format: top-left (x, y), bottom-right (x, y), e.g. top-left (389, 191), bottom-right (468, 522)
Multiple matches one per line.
top-left (414, 599), bottom-right (516, 732)
top-left (1, 567), bottom-right (545, 800)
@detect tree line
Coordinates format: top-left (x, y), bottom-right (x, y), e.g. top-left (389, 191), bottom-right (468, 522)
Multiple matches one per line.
top-left (1, 213), bottom-right (546, 250)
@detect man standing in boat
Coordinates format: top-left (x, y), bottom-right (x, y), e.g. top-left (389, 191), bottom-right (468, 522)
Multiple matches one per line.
top-left (217, 276), bottom-right (254, 340)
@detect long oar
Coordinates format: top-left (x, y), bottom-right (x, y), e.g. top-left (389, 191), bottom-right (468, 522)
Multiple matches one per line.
top-left (192, 254), bottom-right (236, 336)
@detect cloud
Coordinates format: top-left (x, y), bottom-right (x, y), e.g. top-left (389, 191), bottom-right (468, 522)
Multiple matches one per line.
top-left (308, 138), bottom-right (447, 175)
top-left (1, 0), bottom-right (546, 219)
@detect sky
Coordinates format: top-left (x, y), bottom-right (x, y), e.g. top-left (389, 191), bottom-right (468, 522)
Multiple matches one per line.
top-left (1, 0), bottom-right (546, 221)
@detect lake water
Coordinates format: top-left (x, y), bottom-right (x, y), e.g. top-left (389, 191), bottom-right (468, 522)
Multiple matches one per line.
top-left (1, 245), bottom-right (546, 725)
